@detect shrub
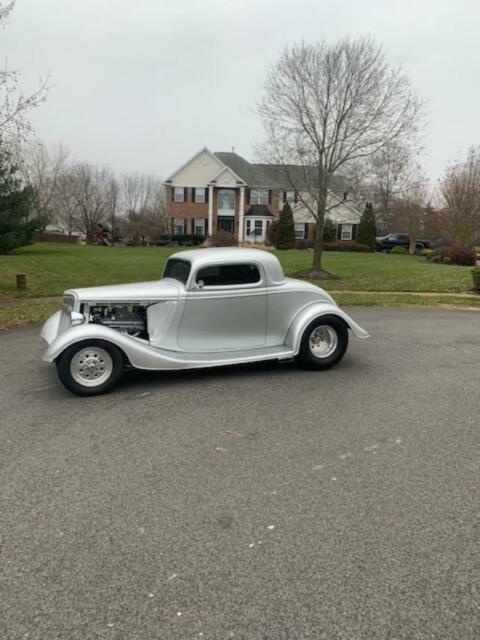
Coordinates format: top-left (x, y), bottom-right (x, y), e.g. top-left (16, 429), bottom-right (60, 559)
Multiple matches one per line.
top-left (432, 246), bottom-right (477, 266)
top-left (160, 233), bottom-right (203, 246)
top-left (390, 245), bottom-right (408, 254)
top-left (356, 202), bottom-right (377, 250)
top-left (472, 267), bottom-right (480, 291)
top-left (323, 241), bottom-right (370, 252)
top-left (420, 248), bottom-right (435, 258)
top-left (267, 220), bottom-right (277, 245)
top-left (295, 239), bottom-right (314, 250)
top-left (207, 230), bottom-right (237, 247)
top-left (275, 202), bottom-right (295, 249)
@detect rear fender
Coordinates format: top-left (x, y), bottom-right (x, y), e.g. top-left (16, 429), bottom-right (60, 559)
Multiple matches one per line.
top-left (286, 303), bottom-right (369, 354)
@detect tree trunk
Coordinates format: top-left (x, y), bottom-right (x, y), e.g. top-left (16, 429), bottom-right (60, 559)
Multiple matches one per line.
top-left (409, 237), bottom-right (416, 254)
top-left (313, 220), bottom-right (323, 270)
top-left (312, 188), bottom-right (327, 271)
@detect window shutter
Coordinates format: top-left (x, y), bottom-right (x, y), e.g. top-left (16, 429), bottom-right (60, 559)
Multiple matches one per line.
top-left (337, 224), bottom-right (342, 240)
top-left (294, 191), bottom-right (298, 203)
top-left (171, 188), bottom-right (175, 202)
top-left (191, 219), bottom-right (194, 234)
top-left (268, 190), bottom-right (272, 205)
top-left (205, 187), bottom-right (209, 203)
top-left (171, 217), bottom-right (174, 233)
top-left (192, 188), bottom-right (196, 202)
top-left (205, 218), bottom-right (208, 235)
top-left (283, 191), bottom-right (286, 203)
top-left (246, 188), bottom-right (250, 204)
top-left (352, 224), bottom-right (357, 240)
top-left (184, 218), bottom-right (187, 233)
top-left (184, 187), bottom-right (188, 202)
top-left (304, 223), bottom-right (308, 239)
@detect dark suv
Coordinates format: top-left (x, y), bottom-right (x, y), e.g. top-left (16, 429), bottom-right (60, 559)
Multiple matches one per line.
top-left (376, 233), bottom-right (431, 252)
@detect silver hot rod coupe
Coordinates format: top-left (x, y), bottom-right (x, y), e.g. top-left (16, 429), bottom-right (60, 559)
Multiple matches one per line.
top-left (40, 248), bottom-right (369, 396)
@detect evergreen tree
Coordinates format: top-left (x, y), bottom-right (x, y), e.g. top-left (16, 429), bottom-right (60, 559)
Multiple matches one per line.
top-left (357, 202), bottom-right (377, 249)
top-left (323, 218), bottom-right (336, 241)
top-left (0, 149), bottom-right (40, 253)
top-left (275, 201), bottom-right (295, 249)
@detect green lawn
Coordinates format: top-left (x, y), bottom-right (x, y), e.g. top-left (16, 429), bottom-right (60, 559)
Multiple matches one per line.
top-left (0, 243), bottom-right (478, 330)
top-left (0, 243), bottom-right (475, 298)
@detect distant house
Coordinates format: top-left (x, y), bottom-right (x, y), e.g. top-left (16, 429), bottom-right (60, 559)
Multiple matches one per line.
top-left (164, 148), bottom-right (362, 243)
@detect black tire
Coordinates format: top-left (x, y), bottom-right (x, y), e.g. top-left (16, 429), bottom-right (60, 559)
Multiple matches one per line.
top-left (296, 315), bottom-right (349, 370)
top-left (56, 339), bottom-right (124, 396)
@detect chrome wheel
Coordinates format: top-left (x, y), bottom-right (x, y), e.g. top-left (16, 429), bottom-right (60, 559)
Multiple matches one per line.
top-left (70, 347), bottom-right (113, 387)
top-left (308, 325), bottom-right (338, 359)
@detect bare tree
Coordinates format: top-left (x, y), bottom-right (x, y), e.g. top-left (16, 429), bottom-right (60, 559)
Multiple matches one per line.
top-left (118, 173), bottom-right (167, 244)
top-left (391, 176), bottom-right (429, 253)
top-left (439, 147), bottom-right (480, 246)
top-left (107, 174), bottom-right (119, 245)
top-left (364, 141), bottom-right (421, 229)
top-left (15, 140), bottom-right (68, 223)
top-left (0, 2), bottom-right (49, 147)
top-left (258, 37), bottom-right (425, 273)
top-left (61, 163), bottom-right (110, 243)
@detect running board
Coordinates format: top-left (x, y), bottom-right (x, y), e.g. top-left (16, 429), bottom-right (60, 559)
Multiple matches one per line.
top-left (151, 345), bottom-right (296, 367)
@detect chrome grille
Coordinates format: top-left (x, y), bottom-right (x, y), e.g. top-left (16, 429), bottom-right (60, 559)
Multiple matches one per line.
top-left (58, 295), bottom-right (75, 334)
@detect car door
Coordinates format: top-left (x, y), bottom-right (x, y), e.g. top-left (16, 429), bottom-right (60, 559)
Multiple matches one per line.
top-left (177, 262), bottom-right (268, 352)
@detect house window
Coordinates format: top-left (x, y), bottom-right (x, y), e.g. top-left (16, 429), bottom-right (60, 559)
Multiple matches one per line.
top-left (294, 223), bottom-right (305, 239)
top-left (173, 219), bottom-right (184, 234)
top-left (218, 189), bottom-right (235, 213)
top-left (174, 187), bottom-right (185, 202)
top-left (196, 263), bottom-right (260, 287)
top-left (194, 218), bottom-right (205, 235)
top-left (250, 189), bottom-right (269, 205)
top-left (341, 224), bottom-right (353, 240)
top-left (285, 190), bottom-right (295, 205)
top-left (194, 188), bottom-right (205, 203)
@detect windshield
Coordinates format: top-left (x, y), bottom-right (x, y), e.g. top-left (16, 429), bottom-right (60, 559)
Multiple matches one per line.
top-left (163, 258), bottom-right (191, 285)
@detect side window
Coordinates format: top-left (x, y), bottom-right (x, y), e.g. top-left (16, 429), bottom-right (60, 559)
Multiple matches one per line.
top-left (196, 263), bottom-right (261, 287)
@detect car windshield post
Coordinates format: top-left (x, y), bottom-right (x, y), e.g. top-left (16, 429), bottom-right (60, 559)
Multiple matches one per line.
top-left (164, 258), bottom-right (191, 285)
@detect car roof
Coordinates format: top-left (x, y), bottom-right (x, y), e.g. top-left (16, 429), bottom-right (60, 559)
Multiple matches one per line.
top-left (169, 247), bottom-right (287, 286)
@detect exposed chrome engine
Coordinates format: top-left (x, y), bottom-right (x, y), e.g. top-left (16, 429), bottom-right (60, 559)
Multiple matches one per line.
top-left (88, 304), bottom-right (148, 338)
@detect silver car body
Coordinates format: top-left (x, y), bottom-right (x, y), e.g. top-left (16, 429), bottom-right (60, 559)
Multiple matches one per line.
top-left (41, 248), bottom-right (368, 370)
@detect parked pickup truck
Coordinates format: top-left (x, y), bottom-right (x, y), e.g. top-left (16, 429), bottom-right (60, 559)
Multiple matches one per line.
top-left (376, 233), bottom-right (431, 252)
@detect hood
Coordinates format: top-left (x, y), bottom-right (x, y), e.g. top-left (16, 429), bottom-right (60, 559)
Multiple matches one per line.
top-left (65, 279), bottom-right (181, 303)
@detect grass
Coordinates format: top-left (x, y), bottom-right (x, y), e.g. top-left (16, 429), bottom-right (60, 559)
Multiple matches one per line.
top-left (0, 243), bottom-right (478, 330)
top-left (0, 243), bottom-right (476, 298)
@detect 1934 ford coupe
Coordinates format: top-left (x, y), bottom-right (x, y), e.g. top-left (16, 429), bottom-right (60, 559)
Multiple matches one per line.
top-left (40, 248), bottom-right (369, 396)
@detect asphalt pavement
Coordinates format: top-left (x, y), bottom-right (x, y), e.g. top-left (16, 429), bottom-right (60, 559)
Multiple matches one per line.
top-left (1, 307), bottom-right (479, 639)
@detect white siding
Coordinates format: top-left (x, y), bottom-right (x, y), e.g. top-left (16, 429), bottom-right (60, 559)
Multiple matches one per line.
top-left (169, 149), bottom-right (225, 186)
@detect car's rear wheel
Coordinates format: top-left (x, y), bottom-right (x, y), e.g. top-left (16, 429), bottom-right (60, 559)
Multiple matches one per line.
top-left (296, 315), bottom-right (349, 370)
top-left (56, 340), bottom-right (124, 396)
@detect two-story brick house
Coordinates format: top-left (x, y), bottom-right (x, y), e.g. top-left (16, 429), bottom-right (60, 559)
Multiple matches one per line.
top-left (164, 148), bottom-right (362, 243)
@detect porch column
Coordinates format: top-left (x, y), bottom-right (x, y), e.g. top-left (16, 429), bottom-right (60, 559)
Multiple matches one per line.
top-left (238, 186), bottom-right (245, 244)
top-left (208, 185), bottom-right (213, 236)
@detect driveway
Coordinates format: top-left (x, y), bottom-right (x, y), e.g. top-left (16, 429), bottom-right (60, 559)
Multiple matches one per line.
top-left (1, 308), bottom-right (479, 639)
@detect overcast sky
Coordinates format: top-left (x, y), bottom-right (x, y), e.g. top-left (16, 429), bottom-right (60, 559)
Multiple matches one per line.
top-left (3, 0), bottom-right (480, 184)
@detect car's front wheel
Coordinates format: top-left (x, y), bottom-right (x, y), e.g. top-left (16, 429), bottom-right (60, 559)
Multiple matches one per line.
top-left (296, 315), bottom-right (349, 370)
top-left (56, 340), bottom-right (124, 396)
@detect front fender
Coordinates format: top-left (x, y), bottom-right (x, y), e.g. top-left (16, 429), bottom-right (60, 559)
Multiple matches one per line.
top-left (41, 324), bottom-right (152, 366)
top-left (285, 303), bottom-right (369, 354)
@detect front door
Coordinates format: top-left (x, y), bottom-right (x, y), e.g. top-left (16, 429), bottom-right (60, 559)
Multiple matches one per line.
top-left (177, 262), bottom-right (268, 352)
top-left (245, 218), bottom-right (269, 243)
top-left (218, 217), bottom-right (234, 234)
